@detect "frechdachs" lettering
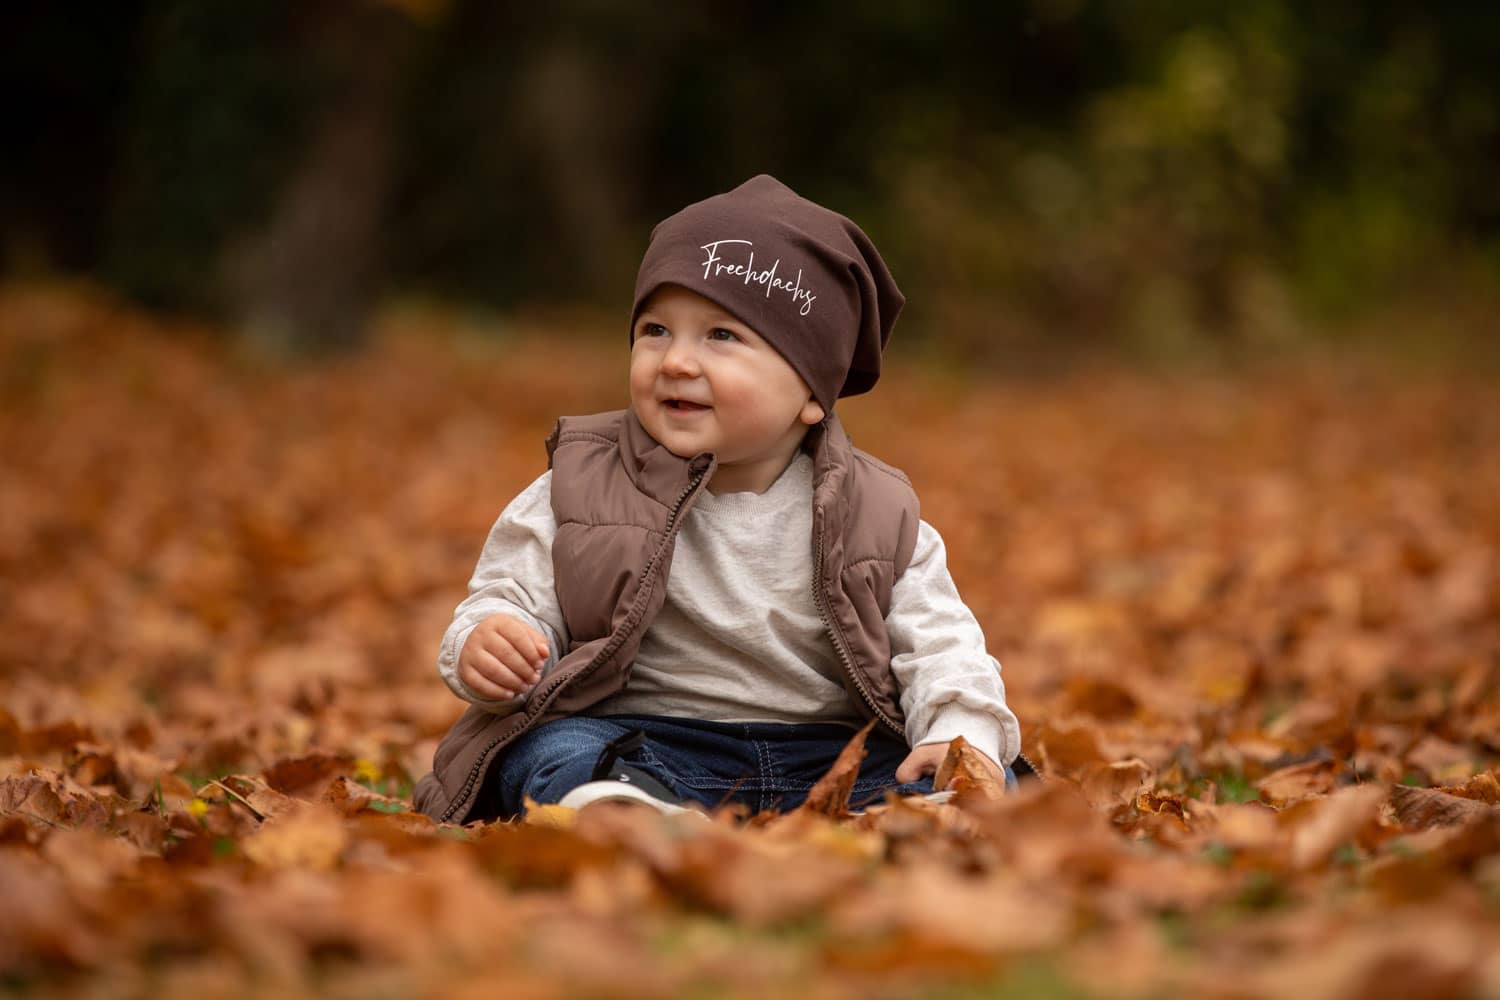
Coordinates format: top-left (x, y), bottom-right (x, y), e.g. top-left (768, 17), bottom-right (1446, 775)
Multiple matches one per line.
top-left (699, 239), bottom-right (817, 316)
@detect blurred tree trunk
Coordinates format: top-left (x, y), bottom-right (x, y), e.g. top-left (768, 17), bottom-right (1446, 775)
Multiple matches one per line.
top-left (516, 39), bottom-right (640, 295)
top-left (232, 1), bottom-right (417, 355)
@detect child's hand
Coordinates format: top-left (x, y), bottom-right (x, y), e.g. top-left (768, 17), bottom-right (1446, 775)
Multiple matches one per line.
top-left (895, 741), bottom-right (1004, 785)
top-left (457, 614), bottom-right (550, 700)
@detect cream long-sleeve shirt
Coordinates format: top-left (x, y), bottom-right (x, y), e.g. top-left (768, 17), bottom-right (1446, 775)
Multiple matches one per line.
top-left (437, 453), bottom-right (1021, 766)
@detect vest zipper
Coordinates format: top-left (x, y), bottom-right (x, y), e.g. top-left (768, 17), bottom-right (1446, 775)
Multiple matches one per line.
top-left (812, 507), bottom-right (1044, 784)
top-left (1013, 749), bottom-right (1044, 783)
top-left (811, 507), bottom-right (905, 740)
top-left (439, 463), bottom-right (713, 824)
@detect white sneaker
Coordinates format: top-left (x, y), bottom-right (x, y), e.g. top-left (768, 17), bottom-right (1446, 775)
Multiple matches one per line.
top-left (556, 779), bottom-right (695, 815)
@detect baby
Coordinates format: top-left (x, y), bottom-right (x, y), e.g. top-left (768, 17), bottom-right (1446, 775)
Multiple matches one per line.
top-left (413, 175), bottom-right (1024, 823)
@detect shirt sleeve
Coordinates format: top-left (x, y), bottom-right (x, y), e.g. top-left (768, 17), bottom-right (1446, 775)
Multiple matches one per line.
top-left (886, 519), bottom-right (1022, 766)
top-left (437, 470), bottom-right (570, 712)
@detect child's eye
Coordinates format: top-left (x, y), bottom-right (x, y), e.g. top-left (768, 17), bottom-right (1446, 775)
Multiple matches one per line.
top-left (708, 328), bottom-right (741, 343)
top-left (639, 322), bottom-right (668, 338)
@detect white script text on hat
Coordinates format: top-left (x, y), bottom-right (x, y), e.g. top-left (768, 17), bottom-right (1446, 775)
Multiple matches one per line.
top-left (699, 240), bottom-right (817, 316)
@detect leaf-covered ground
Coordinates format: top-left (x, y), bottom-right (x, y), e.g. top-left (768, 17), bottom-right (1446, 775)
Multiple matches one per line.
top-left (2, 286), bottom-right (1498, 999)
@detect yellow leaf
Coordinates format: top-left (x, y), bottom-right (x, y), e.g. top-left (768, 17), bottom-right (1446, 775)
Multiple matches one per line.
top-left (353, 758), bottom-right (382, 785)
top-left (523, 797), bottom-right (578, 830)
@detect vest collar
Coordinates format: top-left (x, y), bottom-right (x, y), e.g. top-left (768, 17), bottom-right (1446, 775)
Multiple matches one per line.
top-left (804, 413), bottom-right (854, 513)
top-left (620, 405), bottom-right (716, 506)
top-left (620, 406), bottom-right (855, 508)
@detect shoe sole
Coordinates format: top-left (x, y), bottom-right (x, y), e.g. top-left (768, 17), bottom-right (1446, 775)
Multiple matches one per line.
top-left (552, 784), bottom-right (956, 818)
top-left (555, 780), bottom-right (697, 815)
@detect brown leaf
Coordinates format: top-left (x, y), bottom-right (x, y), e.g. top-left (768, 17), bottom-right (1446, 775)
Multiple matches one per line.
top-left (932, 734), bottom-right (1006, 803)
top-left (797, 720), bottom-right (874, 818)
top-left (0, 711), bottom-right (18, 755)
top-left (1136, 787), bottom-right (1188, 819)
top-left (1032, 718), bottom-right (1110, 773)
top-left (39, 828), bottom-right (142, 891)
top-left (1247, 913), bottom-right (1487, 1000)
top-left (113, 809), bottom-right (171, 853)
top-left (667, 824), bottom-right (869, 926)
top-left (0, 769), bottom-right (113, 829)
top-left (211, 774), bottom-right (297, 820)
top-left (65, 746), bottom-right (124, 789)
top-left (470, 819), bottom-right (617, 891)
top-left (1439, 769), bottom-right (1500, 805)
top-left (241, 803), bottom-right (349, 870)
top-left (1062, 675), bottom-right (1139, 720)
top-left (16, 720), bottom-right (96, 756)
top-left (264, 753), bottom-right (357, 798)
top-left (1078, 757), bottom-right (1153, 810)
top-left (829, 861), bottom-right (1070, 955)
top-left (322, 774), bottom-right (410, 818)
top-left (0, 850), bottom-right (102, 969)
top-left (1256, 758), bottom-right (1338, 805)
top-left (1288, 784), bottom-right (1387, 869)
top-left (1191, 799), bottom-right (1281, 853)
top-left (1404, 734), bottom-right (1479, 784)
top-left (1390, 782), bottom-right (1499, 829)
top-left (1366, 814), bottom-right (1500, 904)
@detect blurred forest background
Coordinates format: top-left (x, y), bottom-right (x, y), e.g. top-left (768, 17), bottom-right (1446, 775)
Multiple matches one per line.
top-left (5, 0), bottom-right (1498, 364)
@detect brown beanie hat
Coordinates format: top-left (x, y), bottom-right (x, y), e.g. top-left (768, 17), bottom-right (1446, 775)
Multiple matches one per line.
top-left (630, 174), bottom-right (904, 414)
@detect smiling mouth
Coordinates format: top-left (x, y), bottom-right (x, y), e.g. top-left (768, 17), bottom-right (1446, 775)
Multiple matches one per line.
top-left (664, 399), bottom-right (711, 412)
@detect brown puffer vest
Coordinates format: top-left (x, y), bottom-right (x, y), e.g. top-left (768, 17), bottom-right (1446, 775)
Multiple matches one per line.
top-left (412, 407), bottom-right (920, 824)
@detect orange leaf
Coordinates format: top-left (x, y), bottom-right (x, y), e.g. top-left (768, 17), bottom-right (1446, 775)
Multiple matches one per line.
top-left (933, 735), bottom-right (1006, 803)
top-left (241, 803), bottom-right (349, 870)
top-left (1288, 785), bottom-right (1387, 869)
top-left (797, 721), bottom-right (874, 818)
top-left (1438, 769), bottom-right (1500, 805)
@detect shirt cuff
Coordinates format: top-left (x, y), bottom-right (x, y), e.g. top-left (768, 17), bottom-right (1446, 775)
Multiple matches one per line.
top-left (914, 705), bottom-right (1007, 768)
top-left (439, 619), bottom-right (526, 713)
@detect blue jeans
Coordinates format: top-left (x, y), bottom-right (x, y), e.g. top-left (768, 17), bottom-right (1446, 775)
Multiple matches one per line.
top-left (491, 714), bottom-right (1017, 818)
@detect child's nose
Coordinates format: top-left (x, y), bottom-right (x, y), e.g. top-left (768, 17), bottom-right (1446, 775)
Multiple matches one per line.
top-left (660, 339), bottom-right (701, 376)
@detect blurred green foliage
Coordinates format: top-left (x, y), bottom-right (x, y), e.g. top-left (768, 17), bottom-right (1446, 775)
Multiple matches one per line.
top-left (106, 2), bottom-right (313, 312)
top-left (5, 0), bottom-right (1499, 357)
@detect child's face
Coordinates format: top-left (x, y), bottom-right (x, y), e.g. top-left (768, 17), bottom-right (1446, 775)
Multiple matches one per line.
top-left (631, 285), bottom-right (825, 494)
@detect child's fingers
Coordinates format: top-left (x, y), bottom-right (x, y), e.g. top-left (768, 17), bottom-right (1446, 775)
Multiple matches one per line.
top-left (463, 674), bottom-right (516, 701)
top-left (478, 631), bottom-right (543, 683)
top-left (895, 744), bottom-right (945, 783)
top-left (493, 618), bottom-right (550, 666)
top-left (475, 649), bottom-right (535, 691)
top-left (460, 656), bottom-right (525, 700)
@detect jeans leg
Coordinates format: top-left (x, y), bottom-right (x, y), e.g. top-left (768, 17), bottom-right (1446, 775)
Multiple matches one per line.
top-left (613, 721), bottom-right (940, 813)
top-left (492, 717), bottom-right (1028, 819)
top-left (740, 724), bottom-right (932, 812)
top-left (491, 717), bottom-right (633, 818)
top-left (761, 728), bottom-right (1020, 811)
top-left (849, 731), bottom-right (935, 809)
top-left (593, 715), bottom-right (762, 811)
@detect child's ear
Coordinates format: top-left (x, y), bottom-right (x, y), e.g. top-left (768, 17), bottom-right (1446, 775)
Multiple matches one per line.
top-left (799, 398), bottom-right (826, 426)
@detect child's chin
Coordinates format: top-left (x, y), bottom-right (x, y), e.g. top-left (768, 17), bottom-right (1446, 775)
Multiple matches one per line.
top-left (643, 419), bottom-right (714, 458)
top-left (659, 441), bottom-right (703, 459)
